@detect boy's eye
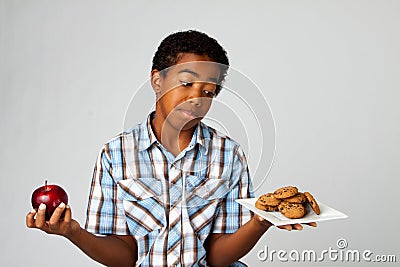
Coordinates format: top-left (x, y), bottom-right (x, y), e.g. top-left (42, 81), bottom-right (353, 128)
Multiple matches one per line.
top-left (203, 90), bottom-right (216, 98)
top-left (180, 81), bottom-right (193, 87)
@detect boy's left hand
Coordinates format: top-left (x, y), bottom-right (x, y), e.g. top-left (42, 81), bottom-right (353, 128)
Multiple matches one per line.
top-left (255, 215), bottom-right (317, 231)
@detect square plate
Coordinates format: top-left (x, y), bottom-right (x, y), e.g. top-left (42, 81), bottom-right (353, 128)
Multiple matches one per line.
top-left (236, 198), bottom-right (348, 226)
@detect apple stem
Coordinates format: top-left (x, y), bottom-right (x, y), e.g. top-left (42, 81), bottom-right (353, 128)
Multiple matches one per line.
top-left (45, 180), bottom-right (48, 190)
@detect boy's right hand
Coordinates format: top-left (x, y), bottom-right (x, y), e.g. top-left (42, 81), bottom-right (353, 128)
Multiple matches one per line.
top-left (26, 203), bottom-right (81, 239)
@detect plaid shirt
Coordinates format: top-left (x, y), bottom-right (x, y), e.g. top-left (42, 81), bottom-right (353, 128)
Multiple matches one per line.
top-left (85, 113), bottom-right (254, 267)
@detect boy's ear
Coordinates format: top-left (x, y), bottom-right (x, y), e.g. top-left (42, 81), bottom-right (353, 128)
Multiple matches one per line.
top-left (151, 70), bottom-right (162, 94)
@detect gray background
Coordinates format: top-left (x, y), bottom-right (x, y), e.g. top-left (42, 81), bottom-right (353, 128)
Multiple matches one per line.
top-left (1, 0), bottom-right (399, 266)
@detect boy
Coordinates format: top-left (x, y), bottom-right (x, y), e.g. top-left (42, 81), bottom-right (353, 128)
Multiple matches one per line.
top-left (26, 30), bottom-right (313, 267)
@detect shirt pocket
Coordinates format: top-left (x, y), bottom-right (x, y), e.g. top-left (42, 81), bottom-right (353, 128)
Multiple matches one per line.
top-left (185, 175), bottom-right (230, 236)
top-left (118, 178), bottom-right (165, 237)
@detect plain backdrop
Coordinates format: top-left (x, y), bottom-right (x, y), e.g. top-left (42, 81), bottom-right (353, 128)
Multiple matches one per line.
top-left (1, 0), bottom-right (399, 266)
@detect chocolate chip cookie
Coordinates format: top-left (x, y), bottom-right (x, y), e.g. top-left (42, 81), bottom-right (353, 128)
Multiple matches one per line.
top-left (258, 193), bottom-right (282, 206)
top-left (273, 186), bottom-right (298, 199)
top-left (304, 192), bottom-right (320, 215)
top-left (255, 199), bottom-right (268, 211)
top-left (278, 201), bottom-right (306, 219)
top-left (284, 192), bottom-right (307, 204)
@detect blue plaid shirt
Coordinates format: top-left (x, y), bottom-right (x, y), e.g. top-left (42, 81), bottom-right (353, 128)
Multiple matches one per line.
top-left (85, 113), bottom-right (254, 266)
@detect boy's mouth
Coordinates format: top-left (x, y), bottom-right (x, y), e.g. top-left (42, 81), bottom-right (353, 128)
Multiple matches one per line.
top-left (178, 109), bottom-right (200, 120)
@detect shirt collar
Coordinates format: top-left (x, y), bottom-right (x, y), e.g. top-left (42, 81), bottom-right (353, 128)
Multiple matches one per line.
top-left (137, 112), bottom-right (211, 155)
top-left (196, 122), bottom-right (211, 155)
top-left (137, 112), bottom-right (158, 151)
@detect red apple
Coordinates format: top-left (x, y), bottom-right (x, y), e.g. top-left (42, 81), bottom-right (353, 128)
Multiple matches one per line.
top-left (31, 180), bottom-right (68, 221)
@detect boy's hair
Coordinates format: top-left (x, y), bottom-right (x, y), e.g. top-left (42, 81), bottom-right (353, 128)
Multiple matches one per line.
top-left (152, 30), bottom-right (229, 95)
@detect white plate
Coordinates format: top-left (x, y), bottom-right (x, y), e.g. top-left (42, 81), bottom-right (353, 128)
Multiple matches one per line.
top-left (236, 198), bottom-right (348, 226)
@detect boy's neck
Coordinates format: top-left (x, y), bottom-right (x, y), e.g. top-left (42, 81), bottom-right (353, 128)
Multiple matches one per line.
top-left (151, 115), bottom-right (196, 157)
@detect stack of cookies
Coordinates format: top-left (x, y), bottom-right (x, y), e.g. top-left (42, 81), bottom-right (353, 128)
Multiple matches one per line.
top-left (255, 186), bottom-right (320, 219)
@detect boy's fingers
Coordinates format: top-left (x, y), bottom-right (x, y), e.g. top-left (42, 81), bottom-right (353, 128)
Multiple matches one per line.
top-left (277, 224), bottom-right (304, 231)
top-left (63, 205), bottom-right (71, 223)
top-left (307, 222), bottom-right (317, 227)
top-left (35, 203), bottom-right (46, 228)
top-left (277, 225), bottom-right (292, 231)
top-left (26, 209), bottom-right (37, 228)
top-left (293, 224), bottom-right (303, 230)
top-left (49, 202), bottom-right (66, 225)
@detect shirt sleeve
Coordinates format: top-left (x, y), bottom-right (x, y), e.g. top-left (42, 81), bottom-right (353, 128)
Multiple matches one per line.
top-left (211, 145), bottom-right (254, 234)
top-left (84, 143), bottom-right (130, 235)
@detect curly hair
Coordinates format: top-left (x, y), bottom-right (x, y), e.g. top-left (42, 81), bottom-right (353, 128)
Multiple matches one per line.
top-left (152, 30), bottom-right (229, 95)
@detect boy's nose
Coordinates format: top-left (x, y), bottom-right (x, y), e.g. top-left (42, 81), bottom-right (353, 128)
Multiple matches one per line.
top-left (187, 84), bottom-right (203, 106)
top-left (188, 96), bottom-right (201, 106)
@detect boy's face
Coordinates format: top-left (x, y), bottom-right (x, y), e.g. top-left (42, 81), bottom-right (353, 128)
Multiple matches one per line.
top-left (152, 53), bottom-right (221, 131)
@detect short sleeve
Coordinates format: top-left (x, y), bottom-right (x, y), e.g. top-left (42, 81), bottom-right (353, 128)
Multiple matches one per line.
top-left (211, 146), bottom-right (254, 234)
top-left (84, 144), bottom-right (130, 235)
